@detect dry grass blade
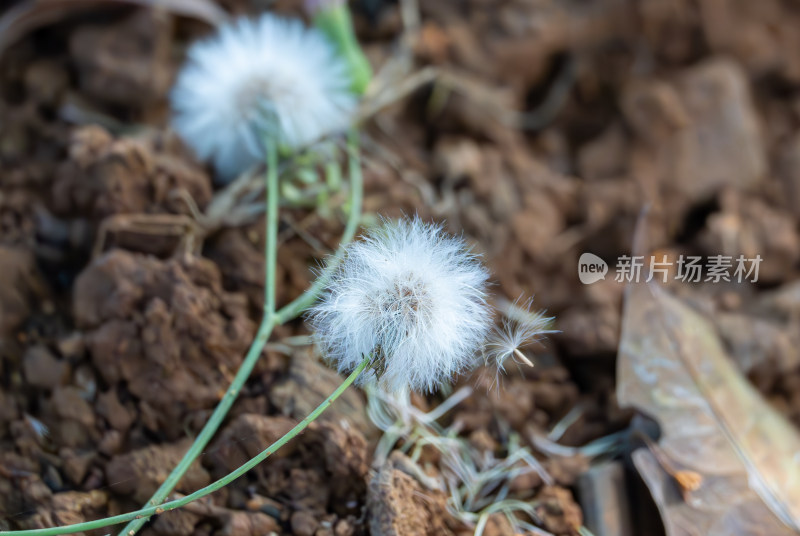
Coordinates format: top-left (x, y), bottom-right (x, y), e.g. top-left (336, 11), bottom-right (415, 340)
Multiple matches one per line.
top-left (618, 280), bottom-right (800, 535)
top-left (0, 0), bottom-right (227, 56)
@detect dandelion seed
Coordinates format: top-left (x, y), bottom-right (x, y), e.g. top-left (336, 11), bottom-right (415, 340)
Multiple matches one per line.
top-left (307, 217), bottom-right (492, 393)
top-left (486, 298), bottom-right (555, 374)
top-left (24, 413), bottom-right (49, 440)
top-left (170, 14), bottom-right (357, 182)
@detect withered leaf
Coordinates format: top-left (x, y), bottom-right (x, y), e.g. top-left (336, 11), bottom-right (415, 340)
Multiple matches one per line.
top-left (618, 281), bottom-right (800, 535)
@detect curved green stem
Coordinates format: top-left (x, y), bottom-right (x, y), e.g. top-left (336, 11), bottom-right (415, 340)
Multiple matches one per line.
top-left (3, 355), bottom-right (372, 536)
top-left (114, 132), bottom-right (362, 536)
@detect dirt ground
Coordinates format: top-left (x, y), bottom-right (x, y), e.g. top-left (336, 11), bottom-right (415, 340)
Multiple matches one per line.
top-left (2, 0), bottom-right (800, 535)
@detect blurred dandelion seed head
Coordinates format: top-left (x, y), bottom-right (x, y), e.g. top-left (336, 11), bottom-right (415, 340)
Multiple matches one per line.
top-left (170, 14), bottom-right (357, 181)
top-left (308, 217), bottom-right (492, 393)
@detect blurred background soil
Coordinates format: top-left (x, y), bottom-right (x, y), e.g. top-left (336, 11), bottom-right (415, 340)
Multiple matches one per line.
top-left (2, 0), bottom-right (800, 535)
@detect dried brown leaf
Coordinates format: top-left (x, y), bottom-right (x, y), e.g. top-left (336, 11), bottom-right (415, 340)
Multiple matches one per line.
top-left (618, 281), bottom-right (800, 535)
top-left (0, 0), bottom-right (227, 56)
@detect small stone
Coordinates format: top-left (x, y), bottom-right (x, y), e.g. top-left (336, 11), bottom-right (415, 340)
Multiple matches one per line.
top-left (367, 452), bottom-right (455, 536)
top-left (96, 390), bottom-right (135, 432)
top-left (52, 387), bottom-right (94, 427)
top-left (98, 429), bottom-right (123, 456)
top-left (105, 440), bottom-right (210, 503)
top-left (151, 507), bottom-right (201, 536)
top-left (334, 519), bottom-right (354, 536)
top-left (220, 511), bottom-right (279, 536)
top-left (23, 346), bottom-right (69, 389)
top-left (57, 332), bottom-right (85, 359)
top-left (535, 486), bottom-right (583, 534)
top-left (291, 511), bottom-right (319, 536)
top-left (60, 448), bottom-right (93, 485)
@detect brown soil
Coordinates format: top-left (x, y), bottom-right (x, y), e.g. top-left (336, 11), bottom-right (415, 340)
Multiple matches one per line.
top-left (2, 1), bottom-right (800, 535)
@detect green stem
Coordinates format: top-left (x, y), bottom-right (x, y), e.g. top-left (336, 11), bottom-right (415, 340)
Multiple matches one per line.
top-left (264, 139), bottom-right (279, 317)
top-left (116, 139), bottom-right (282, 536)
top-left (114, 133), bottom-right (362, 536)
top-left (3, 355), bottom-right (373, 536)
top-left (312, 4), bottom-right (372, 94)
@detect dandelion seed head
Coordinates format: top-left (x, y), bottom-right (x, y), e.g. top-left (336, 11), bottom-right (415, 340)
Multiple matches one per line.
top-left (308, 217), bottom-right (492, 393)
top-left (170, 14), bottom-right (356, 182)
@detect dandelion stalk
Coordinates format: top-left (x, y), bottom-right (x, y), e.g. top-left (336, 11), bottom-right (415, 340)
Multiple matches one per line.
top-left (116, 132), bottom-right (362, 536)
top-left (308, 0), bottom-right (372, 94)
top-left (2, 354), bottom-right (373, 536)
top-left (264, 138), bottom-right (280, 317)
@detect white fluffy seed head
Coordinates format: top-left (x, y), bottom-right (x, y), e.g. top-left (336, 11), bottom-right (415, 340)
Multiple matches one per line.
top-left (485, 298), bottom-right (555, 375)
top-left (307, 217), bottom-right (493, 393)
top-left (170, 14), bottom-right (356, 182)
